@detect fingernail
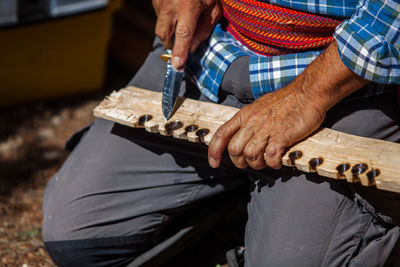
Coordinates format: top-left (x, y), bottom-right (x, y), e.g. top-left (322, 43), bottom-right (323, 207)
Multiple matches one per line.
top-left (209, 157), bottom-right (218, 168)
top-left (171, 56), bottom-right (184, 71)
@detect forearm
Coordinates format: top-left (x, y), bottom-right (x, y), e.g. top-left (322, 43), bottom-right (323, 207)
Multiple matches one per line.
top-left (292, 41), bottom-right (369, 113)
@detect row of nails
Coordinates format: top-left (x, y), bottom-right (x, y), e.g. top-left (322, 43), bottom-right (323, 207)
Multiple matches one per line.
top-left (138, 114), bottom-right (210, 141)
top-left (137, 117), bottom-right (381, 182)
top-left (288, 150), bottom-right (380, 180)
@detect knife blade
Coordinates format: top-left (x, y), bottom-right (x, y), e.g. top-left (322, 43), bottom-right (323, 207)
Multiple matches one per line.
top-left (160, 50), bottom-right (184, 121)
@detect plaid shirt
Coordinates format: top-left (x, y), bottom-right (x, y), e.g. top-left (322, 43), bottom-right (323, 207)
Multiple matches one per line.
top-left (186, 0), bottom-right (399, 103)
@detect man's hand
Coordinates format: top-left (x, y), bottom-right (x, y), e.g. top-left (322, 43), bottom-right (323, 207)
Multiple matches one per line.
top-left (208, 84), bottom-right (325, 170)
top-left (208, 42), bottom-right (369, 170)
top-left (152, 0), bottom-right (222, 70)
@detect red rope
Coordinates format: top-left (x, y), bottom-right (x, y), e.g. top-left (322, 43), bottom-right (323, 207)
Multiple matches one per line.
top-left (222, 0), bottom-right (343, 56)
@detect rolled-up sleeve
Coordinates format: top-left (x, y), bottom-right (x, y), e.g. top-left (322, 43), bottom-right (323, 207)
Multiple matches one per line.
top-left (334, 0), bottom-right (400, 84)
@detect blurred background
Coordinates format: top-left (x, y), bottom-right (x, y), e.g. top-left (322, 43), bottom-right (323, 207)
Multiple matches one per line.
top-left (0, 1), bottom-right (243, 265)
top-left (0, 0), bottom-right (152, 265)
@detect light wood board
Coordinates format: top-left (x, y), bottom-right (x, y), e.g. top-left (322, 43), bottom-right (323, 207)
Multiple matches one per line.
top-left (94, 86), bottom-right (400, 193)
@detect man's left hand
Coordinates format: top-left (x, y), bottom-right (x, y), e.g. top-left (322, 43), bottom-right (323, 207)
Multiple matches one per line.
top-left (208, 84), bottom-right (325, 170)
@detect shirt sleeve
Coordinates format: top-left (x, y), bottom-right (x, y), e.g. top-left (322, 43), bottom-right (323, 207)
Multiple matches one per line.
top-left (333, 0), bottom-right (400, 84)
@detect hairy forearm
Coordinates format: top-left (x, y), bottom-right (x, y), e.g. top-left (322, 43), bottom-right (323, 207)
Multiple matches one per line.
top-left (294, 41), bottom-right (369, 113)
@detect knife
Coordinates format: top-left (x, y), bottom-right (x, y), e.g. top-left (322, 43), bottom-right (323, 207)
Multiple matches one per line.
top-left (160, 50), bottom-right (184, 121)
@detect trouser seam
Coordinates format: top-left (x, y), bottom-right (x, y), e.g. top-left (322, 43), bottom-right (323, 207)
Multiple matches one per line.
top-left (347, 215), bottom-right (374, 264)
top-left (316, 195), bottom-right (347, 266)
top-left (317, 196), bottom-right (374, 266)
top-left (181, 183), bottom-right (205, 206)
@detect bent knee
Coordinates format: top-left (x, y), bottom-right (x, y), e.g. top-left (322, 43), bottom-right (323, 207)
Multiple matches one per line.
top-left (42, 174), bottom-right (164, 266)
top-left (44, 234), bottom-right (152, 267)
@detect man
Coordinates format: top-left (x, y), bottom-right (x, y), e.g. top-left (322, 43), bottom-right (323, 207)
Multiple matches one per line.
top-left (43, 0), bottom-right (400, 266)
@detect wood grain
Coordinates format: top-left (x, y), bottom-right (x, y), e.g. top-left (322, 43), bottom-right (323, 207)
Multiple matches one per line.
top-left (94, 86), bottom-right (400, 193)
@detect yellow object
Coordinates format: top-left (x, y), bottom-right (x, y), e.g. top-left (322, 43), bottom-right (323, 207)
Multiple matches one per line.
top-left (0, 0), bottom-right (122, 107)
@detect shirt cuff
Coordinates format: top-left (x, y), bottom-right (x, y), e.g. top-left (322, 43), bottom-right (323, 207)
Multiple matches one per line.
top-left (334, 0), bottom-right (400, 84)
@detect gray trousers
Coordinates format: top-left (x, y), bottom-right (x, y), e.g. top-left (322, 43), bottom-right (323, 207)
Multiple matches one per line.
top-left (42, 41), bottom-right (400, 266)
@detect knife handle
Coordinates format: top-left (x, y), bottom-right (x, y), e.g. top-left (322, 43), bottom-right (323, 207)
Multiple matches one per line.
top-left (160, 54), bottom-right (172, 62)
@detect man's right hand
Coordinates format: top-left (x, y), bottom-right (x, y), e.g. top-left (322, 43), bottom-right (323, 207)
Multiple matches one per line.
top-left (152, 0), bottom-right (222, 70)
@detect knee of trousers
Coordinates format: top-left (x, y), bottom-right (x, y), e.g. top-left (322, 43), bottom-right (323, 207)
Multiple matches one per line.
top-left (43, 233), bottom-right (155, 267)
top-left (41, 171), bottom-right (165, 266)
top-left (42, 211), bottom-right (163, 267)
top-left (42, 198), bottom-right (162, 266)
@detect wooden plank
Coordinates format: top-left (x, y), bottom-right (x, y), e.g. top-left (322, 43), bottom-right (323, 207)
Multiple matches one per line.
top-left (94, 86), bottom-right (400, 193)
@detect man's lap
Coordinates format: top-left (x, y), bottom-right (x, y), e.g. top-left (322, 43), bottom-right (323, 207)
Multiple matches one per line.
top-left (42, 41), bottom-right (400, 266)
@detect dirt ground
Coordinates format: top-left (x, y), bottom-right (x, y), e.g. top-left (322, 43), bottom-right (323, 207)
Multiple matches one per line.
top-left (0, 92), bottom-right (105, 266)
top-left (0, 2), bottom-right (152, 265)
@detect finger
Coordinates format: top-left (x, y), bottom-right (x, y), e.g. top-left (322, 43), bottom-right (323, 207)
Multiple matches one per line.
top-left (190, 4), bottom-right (222, 53)
top-left (208, 115), bottom-right (242, 168)
top-left (155, 12), bottom-right (176, 50)
top-left (171, 11), bottom-right (201, 70)
top-left (243, 135), bottom-right (269, 170)
top-left (264, 139), bottom-right (287, 169)
top-left (228, 127), bottom-right (254, 169)
top-left (152, 0), bottom-right (161, 16)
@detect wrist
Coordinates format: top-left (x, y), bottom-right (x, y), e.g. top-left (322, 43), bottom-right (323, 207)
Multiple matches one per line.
top-left (292, 42), bottom-right (368, 113)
